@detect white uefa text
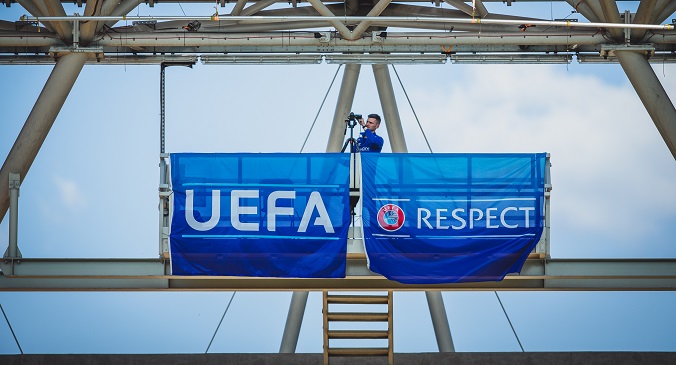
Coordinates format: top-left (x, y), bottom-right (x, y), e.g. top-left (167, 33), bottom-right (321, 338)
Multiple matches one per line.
top-left (185, 189), bottom-right (334, 233)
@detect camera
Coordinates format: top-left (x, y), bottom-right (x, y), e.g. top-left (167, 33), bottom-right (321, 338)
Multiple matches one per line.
top-left (346, 112), bottom-right (361, 128)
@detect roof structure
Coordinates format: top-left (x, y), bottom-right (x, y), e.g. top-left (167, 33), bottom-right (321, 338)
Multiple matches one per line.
top-left (0, 0), bottom-right (675, 64)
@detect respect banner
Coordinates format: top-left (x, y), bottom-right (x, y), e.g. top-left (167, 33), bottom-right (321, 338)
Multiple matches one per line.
top-left (361, 153), bottom-right (547, 284)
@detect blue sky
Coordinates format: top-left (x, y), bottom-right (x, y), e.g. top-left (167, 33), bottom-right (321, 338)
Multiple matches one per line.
top-left (1, 1), bottom-right (676, 355)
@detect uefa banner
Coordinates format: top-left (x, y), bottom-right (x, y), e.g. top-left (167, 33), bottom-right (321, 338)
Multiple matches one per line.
top-left (361, 153), bottom-right (547, 284)
top-left (169, 153), bottom-right (351, 277)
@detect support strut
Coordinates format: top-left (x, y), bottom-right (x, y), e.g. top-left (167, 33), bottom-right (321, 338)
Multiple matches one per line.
top-left (281, 64), bottom-right (363, 353)
top-left (0, 52), bottom-right (87, 223)
top-left (616, 50), bottom-right (676, 159)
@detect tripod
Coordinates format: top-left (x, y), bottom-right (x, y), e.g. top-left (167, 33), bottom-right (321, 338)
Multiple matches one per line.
top-left (341, 112), bottom-right (361, 216)
top-left (341, 113), bottom-right (360, 153)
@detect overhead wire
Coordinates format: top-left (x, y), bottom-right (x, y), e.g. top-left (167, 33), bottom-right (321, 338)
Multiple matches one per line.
top-left (205, 291), bottom-right (237, 353)
top-left (391, 65), bottom-right (433, 153)
top-left (299, 64), bottom-right (343, 152)
top-left (0, 303), bottom-right (23, 354)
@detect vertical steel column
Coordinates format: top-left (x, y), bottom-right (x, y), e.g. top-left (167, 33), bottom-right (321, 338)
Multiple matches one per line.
top-left (426, 292), bottom-right (455, 352)
top-left (616, 50), bottom-right (676, 159)
top-left (160, 65), bottom-right (167, 154)
top-left (372, 64), bottom-right (454, 352)
top-left (0, 52), bottom-right (87, 223)
top-left (4, 173), bottom-right (21, 260)
top-left (326, 64), bottom-right (362, 153)
top-left (372, 64), bottom-right (407, 152)
top-left (159, 64), bottom-right (168, 257)
top-left (281, 64), bottom-right (362, 353)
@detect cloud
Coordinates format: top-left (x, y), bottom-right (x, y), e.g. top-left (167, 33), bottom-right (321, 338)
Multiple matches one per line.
top-left (53, 175), bottom-right (86, 210)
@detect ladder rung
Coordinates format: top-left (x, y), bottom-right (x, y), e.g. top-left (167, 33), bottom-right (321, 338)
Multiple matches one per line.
top-left (328, 330), bottom-right (389, 339)
top-left (326, 295), bottom-right (389, 304)
top-left (327, 312), bottom-right (389, 322)
top-left (327, 347), bottom-right (390, 356)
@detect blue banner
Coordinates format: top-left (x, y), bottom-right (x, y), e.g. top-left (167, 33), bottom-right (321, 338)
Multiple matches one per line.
top-left (169, 153), bottom-right (351, 277)
top-left (361, 153), bottom-right (547, 284)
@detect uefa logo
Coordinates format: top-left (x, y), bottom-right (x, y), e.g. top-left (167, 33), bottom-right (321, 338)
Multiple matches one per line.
top-left (377, 204), bottom-right (405, 232)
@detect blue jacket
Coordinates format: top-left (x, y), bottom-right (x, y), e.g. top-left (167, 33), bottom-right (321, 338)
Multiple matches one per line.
top-left (357, 129), bottom-right (384, 153)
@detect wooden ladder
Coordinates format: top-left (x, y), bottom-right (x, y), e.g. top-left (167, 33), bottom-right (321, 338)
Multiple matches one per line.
top-left (323, 291), bottom-right (393, 365)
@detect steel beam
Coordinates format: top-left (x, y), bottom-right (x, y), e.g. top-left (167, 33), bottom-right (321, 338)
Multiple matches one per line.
top-left (305, 0), bottom-right (354, 40)
top-left (372, 64), bottom-right (407, 152)
top-left (443, 0), bottom-right (475, 17)
top-left (92, 32), bottom-right (608, 48)
top-left (473, 0), bottom-right (489, 18)
top-left (350, 0), bottom-right (392, 40)
top-left (103, 0), bottom-right (142, 29)
top-left (327, 64), bottom-right (361, 152)
top-left (80, 0), bottom-right (119, 43)
top-left (615, 50), bottom-right (676, 159)
top-left (0, 52), bottom-right (87, 223)
top-left (230, 0), bottom-right (247, 16)
top-left (240, 0), bottom-right (278, 17)
top-left (654, 1), bottom-right (676, 25)
top-left (34, 0), bottom-right (72, 42)
top-left (631, 0), bottom-right (657, 41)
top-left (2, 258), bottom-right (676, 291)
top-left (565, 0), bottom-right (603, 23)
top-left (16, 0), bottom-right (58, 33)
top-left (599, 0), bottom-right (623, 40)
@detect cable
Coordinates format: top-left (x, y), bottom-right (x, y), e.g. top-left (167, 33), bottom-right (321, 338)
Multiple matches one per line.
top-left (205, 291), bottom-right (237, 353)
top-left (299, 64), bottom-right (343, 152)
top-left (0, 303), bottom-right (23, 354)
top-left (494, 292), bottom-right (524, 352)
top-left (391, 65), bottom-right (433, 153)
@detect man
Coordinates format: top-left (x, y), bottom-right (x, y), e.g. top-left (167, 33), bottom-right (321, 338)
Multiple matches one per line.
top-left (357, 113), bottom-right (384, 153)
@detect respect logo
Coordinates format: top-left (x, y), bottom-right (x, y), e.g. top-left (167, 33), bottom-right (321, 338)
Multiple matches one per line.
top-left (377, 204), bottom-right (405, 232)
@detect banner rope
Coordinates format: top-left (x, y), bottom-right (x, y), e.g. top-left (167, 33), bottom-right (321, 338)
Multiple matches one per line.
top-left (495, 292), bottom-right (525, 352)
top-left (0, 303), bottom-right (23, 354)
top-left (300, 64), bottom-right (343, 152)
top-left (205, 291), bottom-right (237, 353)
top-left (391, 65), bottom-right (434, 153)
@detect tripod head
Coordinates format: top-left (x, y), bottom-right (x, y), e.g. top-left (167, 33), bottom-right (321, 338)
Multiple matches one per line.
top-left (341, 111), bottom-right (362, 153)
top-left (343, 111), bottom-right (361, 136)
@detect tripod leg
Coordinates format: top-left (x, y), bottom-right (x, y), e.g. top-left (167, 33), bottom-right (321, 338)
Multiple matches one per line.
top-left (341, 139), bottom-right (351, 153)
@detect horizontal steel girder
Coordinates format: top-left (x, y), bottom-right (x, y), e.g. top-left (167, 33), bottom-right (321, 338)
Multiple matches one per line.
top-left (1, 257), bottom-right (676, 291)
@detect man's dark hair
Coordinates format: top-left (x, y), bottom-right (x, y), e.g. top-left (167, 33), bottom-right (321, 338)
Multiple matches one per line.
top-left (368, 113), bottom-right (381, 123)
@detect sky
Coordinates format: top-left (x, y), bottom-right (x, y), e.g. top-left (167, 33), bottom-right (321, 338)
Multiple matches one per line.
top-left (1, 0), bottom-right (675, 355)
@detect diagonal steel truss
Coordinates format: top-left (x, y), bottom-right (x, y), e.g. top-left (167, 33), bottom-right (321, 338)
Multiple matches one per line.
top-left (0, 0), bottom-right (675, 62)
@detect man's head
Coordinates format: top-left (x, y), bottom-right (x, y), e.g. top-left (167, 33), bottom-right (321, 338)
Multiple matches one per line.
top-left (365, 113), bottom-right (381, 132)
